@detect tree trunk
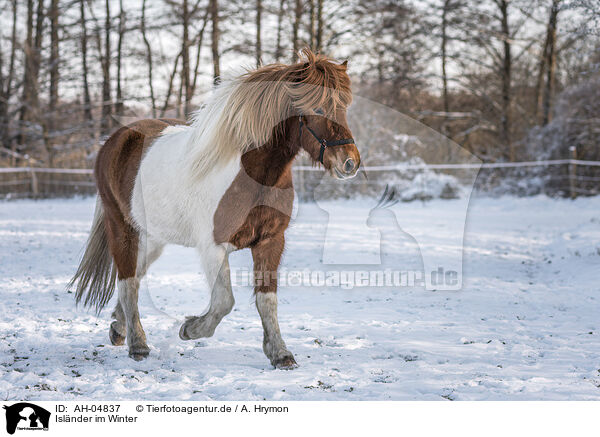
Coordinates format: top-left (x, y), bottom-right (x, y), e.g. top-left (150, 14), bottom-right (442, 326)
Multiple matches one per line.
top-left (534, 25), bottom-right (550, 123)
top-left (0, 0), bottom-right (18, 150)
top-left (309, 0), bottom-right (316, 50)
top-left (210, 0), bottom-right (221, 85)
top-left (80, 0), bottom-right (92, 121)
top-left (161, 50), bottom-right (182, 117)
top-left (20, 0), bottom-right (44, 129)
top-left (141, 0), bottom-right (156, 117)
top-left (441, 0), bottom-right (450, 113)
top-left (115, 0), bottom-right (125, 116)
top-left (256, 0), bottom-right (262, 67)
top-left (498, 0), bottom-right (512, 160)
top-left (275, 0), bottom-right (286, 61)
top-left (292, 0), bottom-right (303, 61)
top-left (101, 0), bottom-right (112, 133)
top-left (21, 0), bottom-right (34, 127)
top-left (182, 0), bottom-right (192, 114)
top-left (316, 0), bottom-right (323, 52)
top-left (542, 0), bottom-right (559, 126)
top-left (191, 9), bottom-right (210, 97)
top-left (49, 0), bottom-right (60, 119)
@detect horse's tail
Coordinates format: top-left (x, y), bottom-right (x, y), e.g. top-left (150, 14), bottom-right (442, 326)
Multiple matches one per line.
top-left (68, 197), bottom-right (117, 314)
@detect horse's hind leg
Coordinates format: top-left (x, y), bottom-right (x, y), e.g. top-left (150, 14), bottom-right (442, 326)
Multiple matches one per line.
top-left (104, 212), bottom-right (153, 361)
top-left (179, 243), bottom-right (234, 340)
top-left (109, 302), bottom-right (126, 346)
top-left (109, 234), bottom-right (163, 348)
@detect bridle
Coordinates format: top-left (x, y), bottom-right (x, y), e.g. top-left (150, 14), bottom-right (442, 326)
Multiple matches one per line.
top-left (298, 115), bottom-right (355, 164)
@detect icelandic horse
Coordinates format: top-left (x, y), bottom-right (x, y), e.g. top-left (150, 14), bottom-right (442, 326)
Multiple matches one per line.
top-left (70, 49), bottom-right (360, 369)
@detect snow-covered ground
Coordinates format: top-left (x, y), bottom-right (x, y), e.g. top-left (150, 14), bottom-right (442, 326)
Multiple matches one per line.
top-left (0, 195), bottom-right (599, 400)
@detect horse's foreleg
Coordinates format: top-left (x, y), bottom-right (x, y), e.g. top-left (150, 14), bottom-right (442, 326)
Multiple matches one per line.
top-left (179, 244), bottom-right (234, 340)
top-left (252, 235), bottom-right (297, 369)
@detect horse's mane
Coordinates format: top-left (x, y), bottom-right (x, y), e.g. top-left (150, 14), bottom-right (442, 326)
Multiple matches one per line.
top-left (184, 48), bottom-right (352, 178)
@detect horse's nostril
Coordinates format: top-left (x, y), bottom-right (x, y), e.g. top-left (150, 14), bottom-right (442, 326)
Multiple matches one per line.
top-left (343, 158), bottom-right (355, 174)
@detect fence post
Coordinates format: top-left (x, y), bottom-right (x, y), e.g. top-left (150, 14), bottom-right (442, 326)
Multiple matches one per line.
top-left (30, 168), bottom-right (39, 197)
top-left (569, 146), bottom-right (577, 199)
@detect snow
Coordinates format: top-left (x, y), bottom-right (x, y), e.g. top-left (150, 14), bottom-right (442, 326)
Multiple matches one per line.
top-left (1, 195), bottom-right (599, 400)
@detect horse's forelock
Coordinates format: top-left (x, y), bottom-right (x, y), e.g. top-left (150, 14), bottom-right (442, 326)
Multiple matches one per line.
top-left (241, 48), bottom-right (352, 117)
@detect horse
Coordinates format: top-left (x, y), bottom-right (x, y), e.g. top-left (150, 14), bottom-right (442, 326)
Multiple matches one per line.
top-left (69, 48), bottom-right (361, 369)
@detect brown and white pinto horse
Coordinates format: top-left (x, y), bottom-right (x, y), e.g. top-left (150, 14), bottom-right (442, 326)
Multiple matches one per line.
top-left (70, 49), bottom-right (360, 368)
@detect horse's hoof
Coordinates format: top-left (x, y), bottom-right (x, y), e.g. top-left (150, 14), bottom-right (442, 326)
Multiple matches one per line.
top-left (179, 320), bottom-right (192, 340)
top-left (109, 322), bottom-right (125, 346)
top-left (179, 316), bottom-right (215, 340)
top-left (273, 355), bottom-right (298, 370)
top-left (128, 346), bottom-right (150, 361)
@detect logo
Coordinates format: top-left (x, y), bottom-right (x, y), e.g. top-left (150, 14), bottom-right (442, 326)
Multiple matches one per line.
top-left (3, 403), bottom-right (50, 434)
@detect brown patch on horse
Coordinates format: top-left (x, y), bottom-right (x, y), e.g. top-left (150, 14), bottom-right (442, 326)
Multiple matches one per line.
top-left (96, 119), bottom-right (183, 219)
top-left (96, 118), bottom-right (183, 279)
top-left (213, 119), bottom-right (297, 248)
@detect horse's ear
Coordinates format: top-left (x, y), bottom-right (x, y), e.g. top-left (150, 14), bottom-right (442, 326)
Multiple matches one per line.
top-left (341, 60), bottom-right (348, 70)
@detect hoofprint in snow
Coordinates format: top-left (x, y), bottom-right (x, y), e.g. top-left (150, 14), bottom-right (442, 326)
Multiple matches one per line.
top-left (0, 195), bottom-right (599, 400)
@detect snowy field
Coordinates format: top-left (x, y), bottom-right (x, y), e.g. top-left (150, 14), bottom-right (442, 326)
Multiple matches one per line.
top-left (1, 194), bottom-right (599, 401)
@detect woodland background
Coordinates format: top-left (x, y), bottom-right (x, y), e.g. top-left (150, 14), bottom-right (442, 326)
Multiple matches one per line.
top-left (0, 0), bottom-right (599, 198)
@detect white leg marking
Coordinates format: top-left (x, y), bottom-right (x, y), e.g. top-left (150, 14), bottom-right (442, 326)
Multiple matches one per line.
top-left (179, 244), bottom-right (235, 340)
top-left (118, 277), bottom-right (150, 360)
top-left (256, 292), bottom-right (296, 369)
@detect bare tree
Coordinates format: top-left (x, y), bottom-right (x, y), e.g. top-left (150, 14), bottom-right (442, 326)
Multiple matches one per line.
top-left (315, 0), bottom-right (323, 52)
top-left (101, 0), bottom-right (112, 132)
top-left (0, 0), bottom-right (18, 153)
top-left (309, 0), bottom-right (316, 49)
top-left (161, 50), bottom-right (182, 117)
top-left (141, 0), bottom-right (156, 117)
top-left (441, 0), bottom-right (451, 113)
top-left (497, 0), bottom-right (512, 159)
top-left (115, 0), bottom-right (126, 116)
top-left (79, 0), bottom-right (92, 121)
top-left (292, 0), bottom-right (303, 61)
top-left (275, 0), bottom-right (286, 61)
top-left (20, 0), bottom-right (45, 129)
top-left (211, 0), bottom-right (221, 84)
top-left (540, 0), bottom-right (560, 125)
top-left (49, 0), bottom-right (60, 119)
top-left (191, 8), bottom-right (211, 97)
top-left (256, 0), bottom-right (263, 67)
top-left (181, 0), bottom-right (192, 114)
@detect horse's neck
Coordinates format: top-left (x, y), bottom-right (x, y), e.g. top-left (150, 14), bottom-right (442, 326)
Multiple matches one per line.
top-left (241, 136), bottom-right (298, 188)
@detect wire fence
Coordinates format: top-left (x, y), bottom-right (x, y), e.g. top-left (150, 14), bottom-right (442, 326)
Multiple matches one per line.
top-left (0, 158), bottom-right (599, 200)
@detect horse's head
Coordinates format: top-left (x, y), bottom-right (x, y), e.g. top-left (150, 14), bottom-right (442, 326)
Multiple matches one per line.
top-left (236, 48), bottom-right (360, 180)
top-left (290, 50), bottom-right (360, 179)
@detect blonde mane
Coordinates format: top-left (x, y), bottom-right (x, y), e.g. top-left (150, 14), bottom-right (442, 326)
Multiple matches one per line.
top-left (185, 48), bottom-right (352, 178)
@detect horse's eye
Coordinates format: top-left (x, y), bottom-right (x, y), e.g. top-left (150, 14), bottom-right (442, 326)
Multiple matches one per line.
top-left (314, 108), bottom-right (324, 115)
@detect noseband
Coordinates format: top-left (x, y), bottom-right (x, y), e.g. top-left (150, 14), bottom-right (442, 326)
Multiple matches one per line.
top-left (298, 115), bottom-right (355, 164)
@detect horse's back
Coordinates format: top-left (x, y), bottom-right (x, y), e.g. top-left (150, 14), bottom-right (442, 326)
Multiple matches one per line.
top-left (95, 118), bottom-right (186, 219)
